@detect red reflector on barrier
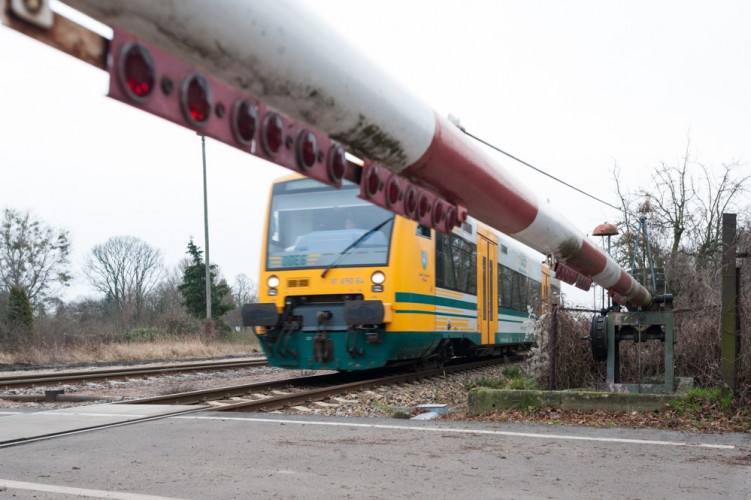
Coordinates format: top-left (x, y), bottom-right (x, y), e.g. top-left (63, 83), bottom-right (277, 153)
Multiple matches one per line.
top-left (385, 176), bottom-right (400, 207)
top-left (432, 200), bottom-right (444, 226)
top-left (327, 145), bottom-right (346, 182)
top-left (232, 99), bottom-right (258, 145)
top-left (181, 74), bottom-right (212, 126)
top-left (119, 42), bottom-right (156, 101)
top-left (262, 112), bottom-right (284, 155)
top-left (554, 262), bottom-right (578, 285)
top-left (365, 166), bottom-right (381, 197)
top-left (418, 194), bottom-right (430, 219)
top-left (575, 274), bottom-right (593, 291)
top-left (296, 130), bottom-right (318, 170)
top-left (405, 187), bottom-right (417, 218)
top-left (444, 206), bottom-right (457, 232)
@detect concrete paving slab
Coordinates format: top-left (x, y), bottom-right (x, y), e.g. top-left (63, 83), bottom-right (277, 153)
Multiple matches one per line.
top-left (0, 413), bottom-right (745, 499)
top-left (0, 404), bottom-right (200, 445)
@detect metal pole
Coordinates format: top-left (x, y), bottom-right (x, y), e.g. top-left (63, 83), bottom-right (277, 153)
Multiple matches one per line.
top-left (720, 213), bottom-right (737, 393)
top-left (549, 304), bottom-right (558, 390)
top-left (607, 235), bottom-right (612, 309)
top-left (202, 135), bottom-right (212, 320)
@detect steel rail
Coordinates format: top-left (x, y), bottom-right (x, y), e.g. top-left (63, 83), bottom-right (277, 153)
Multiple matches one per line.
top-left (0, 358), bottom-right (267, 389)
top-left (219, 357), bottom-right (517, 412)
top-left (127, 356), bottom-right (521, 410)
top-left (123, 372), bottom-right (344, 406)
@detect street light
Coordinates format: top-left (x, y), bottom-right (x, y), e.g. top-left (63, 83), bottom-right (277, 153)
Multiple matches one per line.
top-left (593, 222), bottom-right (618, 310)
top-left (201, 135), bottom-right (212, 320)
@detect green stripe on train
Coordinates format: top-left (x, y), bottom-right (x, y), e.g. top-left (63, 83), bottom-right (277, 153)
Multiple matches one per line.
top-left (394, 309), bottom-right (477, 319)
top-left (396, 292), bottom-right (534, 320)
top-left (498, 308), bottom-right (533, 318)
top-left (395, 292), bottom-right (476, 310)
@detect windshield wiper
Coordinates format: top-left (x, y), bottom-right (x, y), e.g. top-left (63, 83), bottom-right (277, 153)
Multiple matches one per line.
top-left (320, 216), bottom-right (394, 278)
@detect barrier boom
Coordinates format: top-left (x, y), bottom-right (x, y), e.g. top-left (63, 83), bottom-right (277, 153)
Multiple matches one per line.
top-left (20, 0), bottom-right (653, 307)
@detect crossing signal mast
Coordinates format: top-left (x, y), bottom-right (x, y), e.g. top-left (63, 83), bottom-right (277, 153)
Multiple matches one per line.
top-left (2, 0), bottom-right (658, 312)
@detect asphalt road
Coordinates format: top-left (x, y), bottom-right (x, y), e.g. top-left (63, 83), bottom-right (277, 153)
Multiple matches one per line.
top-left (0, 411), bottom-right (748, 499)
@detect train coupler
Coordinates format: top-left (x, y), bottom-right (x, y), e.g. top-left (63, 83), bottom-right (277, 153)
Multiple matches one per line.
top-left (313, 332), bottom-right (334, 363)
top-left (365, 329), bottom-right (382, 345)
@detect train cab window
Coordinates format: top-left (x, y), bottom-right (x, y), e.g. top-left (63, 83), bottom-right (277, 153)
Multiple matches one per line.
top-left (416, 224), bottom-right (431, 239)
top-left (266, 179), bottom-right (394, 270)
top-left (435, 232), bottom-right (477, 294)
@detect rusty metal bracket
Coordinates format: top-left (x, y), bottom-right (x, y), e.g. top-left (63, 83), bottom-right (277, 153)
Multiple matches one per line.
top-left (11, 0), bottom-right (52, 28)
top-left (2, 0), bottom-right (107, 69)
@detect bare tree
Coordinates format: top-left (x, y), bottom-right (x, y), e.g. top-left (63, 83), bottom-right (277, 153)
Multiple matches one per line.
top-left (613, 141), bottom-right (749, 274)
top-left (691, 161), bottom-right (749, 265)
top-left (0, 208), bottom-right (71, 308)
top-left (611, 165), bottom-right (665, 270)
top-left (84, 236), bottom-right (163, 320)
top-left (232, 273), bottom-right (258, 307)
top-left (645, 140), bottom-right (694, 263)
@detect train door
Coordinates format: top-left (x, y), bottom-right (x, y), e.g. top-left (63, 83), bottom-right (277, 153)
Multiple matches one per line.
top-left (476, 234), bottom-right (498, 345)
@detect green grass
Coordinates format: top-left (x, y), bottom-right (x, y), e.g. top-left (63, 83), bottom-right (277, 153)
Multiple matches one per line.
top-left (121, 327), bottom-right (163, 343)
top-left (671, 386), bottom-right (733, 414)
top-left (373, 401), bottom-right (411, 419)
top-left (471, 367), bottom-right (539, 391)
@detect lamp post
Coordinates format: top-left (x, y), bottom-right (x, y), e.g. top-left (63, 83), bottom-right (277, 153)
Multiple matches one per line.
top-left (593, 223), bottom-right (618, 310)
top-left (201, 135), bottom-right (212, 320)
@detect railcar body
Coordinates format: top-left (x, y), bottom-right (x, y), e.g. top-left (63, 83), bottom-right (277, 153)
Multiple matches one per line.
top-left (243, 176), bottom-right (559, 370)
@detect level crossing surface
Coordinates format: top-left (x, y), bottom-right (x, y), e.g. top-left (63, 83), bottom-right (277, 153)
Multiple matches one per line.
top-left (0, 408), bottom-right (748, 499)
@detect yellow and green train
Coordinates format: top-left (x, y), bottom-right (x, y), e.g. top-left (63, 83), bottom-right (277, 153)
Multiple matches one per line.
top-left (242, 175), bottom-right (560, 370)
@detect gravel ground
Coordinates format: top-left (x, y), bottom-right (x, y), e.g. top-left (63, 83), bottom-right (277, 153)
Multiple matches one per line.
top-left (2, 362), bottom-right (749, 432)
top-left (0, 360), bottom-right (509, 418)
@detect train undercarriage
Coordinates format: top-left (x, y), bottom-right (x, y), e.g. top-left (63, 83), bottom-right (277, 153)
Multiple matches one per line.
top-left (243, 297), bottom-right (531, 371)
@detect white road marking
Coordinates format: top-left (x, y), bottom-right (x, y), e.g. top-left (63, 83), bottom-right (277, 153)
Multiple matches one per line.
top-left (0, 479), bottom-right (185, 499)
top-left (175, 415), bottom-right (737, 450)
top-left (36, 412), bottom-right (150, 418)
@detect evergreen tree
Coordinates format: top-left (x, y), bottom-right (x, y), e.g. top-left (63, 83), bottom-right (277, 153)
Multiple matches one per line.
top-left (6, 285), bottom-right (33, 333)
top-left (178, 239), bottom-right (233, 319)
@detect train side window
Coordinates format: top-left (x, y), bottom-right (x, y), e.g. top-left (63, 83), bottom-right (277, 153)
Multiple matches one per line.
top-left (435, 232), bottom-right (477, 294)
top-left (416, 224), bottom-right (431, 239)
top-left (498, 264), bottom-right (536, 313)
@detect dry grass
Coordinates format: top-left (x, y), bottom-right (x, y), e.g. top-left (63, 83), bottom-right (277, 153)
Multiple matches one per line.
top-left (0, 335), bottom-right (262, 366)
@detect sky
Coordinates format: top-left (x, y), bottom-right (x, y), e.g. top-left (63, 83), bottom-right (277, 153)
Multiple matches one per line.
top-left (1, 0), bottom-right (749, 307)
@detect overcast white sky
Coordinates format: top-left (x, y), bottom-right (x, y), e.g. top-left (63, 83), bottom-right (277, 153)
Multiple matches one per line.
top-left (1, 1), bottom-right (749, 307)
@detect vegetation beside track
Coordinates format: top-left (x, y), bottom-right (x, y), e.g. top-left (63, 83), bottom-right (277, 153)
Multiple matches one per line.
top-left (460, 362), bottom-right (750, 433)
top-left (460, 393), bottom-right (751, 434)
top-left (0, 333), bottom-right (261, 368)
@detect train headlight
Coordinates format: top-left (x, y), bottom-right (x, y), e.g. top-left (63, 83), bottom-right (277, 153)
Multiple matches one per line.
top-left (371, 271), bottom-right (385, 291)
top-left (267, 275), bottom-right (280, 296)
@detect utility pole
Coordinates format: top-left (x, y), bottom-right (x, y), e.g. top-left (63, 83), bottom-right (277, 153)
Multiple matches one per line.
top-left (720, 213), bottom-right (738, 393)
top-left (202, 135), bottom-right (212, 320)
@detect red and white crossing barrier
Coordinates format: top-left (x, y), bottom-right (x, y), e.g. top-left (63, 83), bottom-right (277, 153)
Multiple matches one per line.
top-left (63, 0), bottom-right (653, 307)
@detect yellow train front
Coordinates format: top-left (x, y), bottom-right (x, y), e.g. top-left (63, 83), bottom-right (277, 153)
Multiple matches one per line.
top-left (242, 175), bottom-right (557, 371)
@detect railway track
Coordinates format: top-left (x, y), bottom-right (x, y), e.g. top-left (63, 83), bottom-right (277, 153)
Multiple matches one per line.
top-left (0, 358), bottom-right (268, 389)
top-left (127, 355), bottom-right (522, 413)
top-left (0, 355), bottom-right (522, 448)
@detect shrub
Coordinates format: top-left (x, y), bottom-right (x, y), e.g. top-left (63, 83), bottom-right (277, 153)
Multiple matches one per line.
top-left (121, 327), bottom-right (162, 343)
top-left (6, 285), bottom-right (33, 332)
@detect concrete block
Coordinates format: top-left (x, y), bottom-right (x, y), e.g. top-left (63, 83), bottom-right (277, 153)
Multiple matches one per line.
top-left (468, 388), bottom-right (680, 416)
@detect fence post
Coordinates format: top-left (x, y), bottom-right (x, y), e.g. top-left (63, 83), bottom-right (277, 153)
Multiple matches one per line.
top-left (549, 303), bottom-right (558, 390)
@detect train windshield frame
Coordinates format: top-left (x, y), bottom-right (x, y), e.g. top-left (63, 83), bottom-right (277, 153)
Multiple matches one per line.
top-left (266, 178), bottom-right (394, 271)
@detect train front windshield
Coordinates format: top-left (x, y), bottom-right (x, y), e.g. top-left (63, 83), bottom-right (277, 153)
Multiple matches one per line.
top-left (266, 179), bottom-right (394, 271)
